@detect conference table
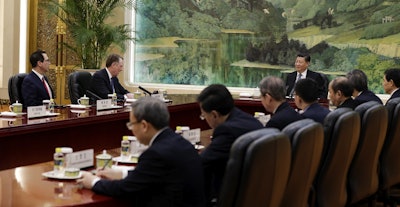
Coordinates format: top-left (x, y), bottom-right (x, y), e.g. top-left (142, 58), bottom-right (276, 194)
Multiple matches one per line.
top-left (0, 96), bottom-right (327, 171)
top-left (0, 95), bottom-right (328, 206)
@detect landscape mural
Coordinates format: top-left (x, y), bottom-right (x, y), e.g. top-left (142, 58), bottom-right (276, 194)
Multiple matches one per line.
top-left (134, 0), bottom-right (400, 93)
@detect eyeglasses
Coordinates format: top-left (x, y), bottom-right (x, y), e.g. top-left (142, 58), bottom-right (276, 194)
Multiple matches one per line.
top-left (126, 120), bottom-right (141, 130)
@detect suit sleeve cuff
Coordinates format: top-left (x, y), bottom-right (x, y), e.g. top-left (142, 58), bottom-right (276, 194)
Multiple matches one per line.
top-left (91, 177), bottom-right (101, 188)
top-left (122, 169), bottom-right (128, 178)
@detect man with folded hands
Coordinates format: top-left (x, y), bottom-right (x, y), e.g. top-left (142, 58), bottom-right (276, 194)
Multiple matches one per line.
top-left (89, 54), bottom-right (134, 100)
top-left (197, 84), bottom-right (264, 205)
top-left (78, 97), bottom-right (205, 207)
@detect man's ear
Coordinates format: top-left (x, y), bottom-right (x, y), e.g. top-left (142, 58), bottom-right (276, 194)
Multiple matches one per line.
top-left (337, 90), bottom-right (343, 97)
top-left (297, 96), bottom-right (304, 105)
top-left (141, 120), bottom-right (149, 130)
top-left (210, 110), bottom-right (219, 119)
top-left (389, 79), bottom-right (395, 87)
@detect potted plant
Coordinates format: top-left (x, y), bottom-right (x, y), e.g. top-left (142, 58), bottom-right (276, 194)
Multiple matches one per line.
top-left (43, 0), bottom-right (135, 69)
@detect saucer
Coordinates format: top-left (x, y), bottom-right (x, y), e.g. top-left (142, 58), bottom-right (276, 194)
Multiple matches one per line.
top-left (42, 171), bottom-right (82, 180)
top-left (0, 112), bottom-right (26, 117)
top-left (71, 110), bottom-right (86, 114)
top-left (112, 156), bottom-right (139, 164)
top-left (67, 104), bottom-right (91, 109)
top-left (125, 99), bottom-right (137, 103)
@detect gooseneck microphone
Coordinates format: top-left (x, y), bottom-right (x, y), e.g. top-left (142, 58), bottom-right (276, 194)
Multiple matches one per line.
top-left (138, 86), bottom-right (152, 96)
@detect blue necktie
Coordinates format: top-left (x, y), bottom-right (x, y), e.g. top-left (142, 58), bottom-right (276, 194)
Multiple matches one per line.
top-left (110, 78), bottom-right (115, 93)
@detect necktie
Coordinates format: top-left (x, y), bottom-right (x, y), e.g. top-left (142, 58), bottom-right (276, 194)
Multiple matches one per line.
top-left (289, 73), bottom-right (302, 97)
top-left (110, 78), bottom-right (115, 93)
top-left (42, 77), bottom-right (51, 98)
top-left (296, 73), bottom-right (302, 83)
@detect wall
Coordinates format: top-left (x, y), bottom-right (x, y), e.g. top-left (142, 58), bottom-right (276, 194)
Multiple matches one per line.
top-left (0, 0), bottom-right (21, 100)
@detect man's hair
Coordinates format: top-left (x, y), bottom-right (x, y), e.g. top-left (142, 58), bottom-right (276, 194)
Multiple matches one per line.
top-left (105, 54), bottom-right (123, 67)
top-left (131, 97), bottom-right (169, 130)
top-left (384, 68), bottom-right (400, 88)
top-left (346, 69), bottom-right (368, 92)
top-left (30, 49), bottom-right (46, 67)
top-left (330, 76), bottom-right (354, 97)
top-left (197, 84), bottom-right (234, 115)
top-left (297, 53), bottom-right (311, 63)
top-left (259, 76), bottom-right (286, 101)
top-left (294, 78), bottom-right (319, 103)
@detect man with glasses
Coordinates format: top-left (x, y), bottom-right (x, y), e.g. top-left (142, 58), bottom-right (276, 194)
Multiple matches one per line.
top-left (21, 49), bottom-right (54, 107)
top-left (259, 76), bottom-right (302, 130)
top-left (197, 84), bottom-right (263, 205)
top-left (78, 97), bottom-right (205, 206)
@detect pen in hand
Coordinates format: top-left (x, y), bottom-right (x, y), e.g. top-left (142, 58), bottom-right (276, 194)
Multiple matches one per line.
top-left (101, 159), bottom-right (112, 170)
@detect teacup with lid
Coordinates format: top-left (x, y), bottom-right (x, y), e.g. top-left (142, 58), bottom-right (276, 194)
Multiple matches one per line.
top-left (9, 101), bottom-right (22, 113)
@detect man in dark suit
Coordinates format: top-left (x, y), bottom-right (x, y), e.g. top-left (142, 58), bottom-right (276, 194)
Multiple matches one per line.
top-left (259, 76), bottom-right (303, 129)
top-left (285, 53), bottom-right (327, 99)
top-left (346, 69), bottom-right (383, 105)
top-left (329, 77), bottom-right (357, 109)
top-left (383, 68), bottom-right (400, 103)
top-left (294, 79), bottom-right (330, 124)
top-left (21, 50), bottom-right (55, 107)
top-left (78, 97), bottom-right (205, 207)
top-left (89, 54), bottom-right (133, 100)
top-left (197, 84), bottom-right (263, 205)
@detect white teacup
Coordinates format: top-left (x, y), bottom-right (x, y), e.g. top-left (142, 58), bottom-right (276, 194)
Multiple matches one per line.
top-left (9, 101), bottom-right (22, 113)
top-left (77, 95), bottom-right (89, 106)
top-left (96, 150), bottom-right (112, 169)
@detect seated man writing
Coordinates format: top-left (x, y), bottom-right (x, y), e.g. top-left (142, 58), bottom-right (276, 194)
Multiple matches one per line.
top-left (78, 97), bottom-right (205, 207)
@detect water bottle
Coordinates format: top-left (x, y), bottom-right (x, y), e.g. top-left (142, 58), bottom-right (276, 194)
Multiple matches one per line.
top-left (49, 98), bottom-right (55, 113)
top-left (121, 136), bottom-right (130, 160)
top-left (112, 93), bottom-right (117, 106)
top-left (53, 147), bottom-right (64, 174)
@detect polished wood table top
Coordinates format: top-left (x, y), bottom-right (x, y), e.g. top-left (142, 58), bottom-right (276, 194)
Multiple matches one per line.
top-left (0, 142), bottom-right (210, 207)
top-left (0, 153), bottom-right (131, 207)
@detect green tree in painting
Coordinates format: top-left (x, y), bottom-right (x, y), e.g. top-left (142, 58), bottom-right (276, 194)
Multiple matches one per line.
top-left (357, 53), bottom-right (398, 93)
top-left (337, 0), bottom-right (383, 12)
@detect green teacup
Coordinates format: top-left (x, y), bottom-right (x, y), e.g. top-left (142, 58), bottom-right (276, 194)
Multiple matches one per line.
top-left (78, 96), bottom-right (90, 106)
top-left (9, 102), bottom-right (22, 113)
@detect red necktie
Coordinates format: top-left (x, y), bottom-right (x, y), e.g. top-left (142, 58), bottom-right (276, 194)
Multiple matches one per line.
top-left (42, 77), bottom-right (51, 98)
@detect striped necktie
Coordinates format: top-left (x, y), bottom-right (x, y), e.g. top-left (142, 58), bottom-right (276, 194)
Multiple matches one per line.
top-left (42, 77), bottom-right (51, 98)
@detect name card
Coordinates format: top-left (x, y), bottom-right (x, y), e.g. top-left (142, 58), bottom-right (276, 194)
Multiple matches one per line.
top-left (27, 105), bottom-right (46, 118)
top-left (152, 93), bottom-right (164, 101)
top-left (182, 128), bottom-right (201, 144)
top-left (96, 99), bottom-right (112, 110)
top-left (66, 149), bottom-right (94, 169)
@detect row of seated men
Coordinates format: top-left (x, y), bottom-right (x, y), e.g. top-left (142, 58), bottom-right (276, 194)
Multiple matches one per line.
top-left (76, 71), bottom-right (399, 207)
top-left (18, 50), bottom-right (133, 108)
top-left (10, 49), bottom-right (400, 206)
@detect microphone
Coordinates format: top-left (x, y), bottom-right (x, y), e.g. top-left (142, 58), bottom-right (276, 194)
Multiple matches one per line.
top-left (86, 90), bottom-right (102, 105)
top-left (138, 86), bottom-right (152, 96)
